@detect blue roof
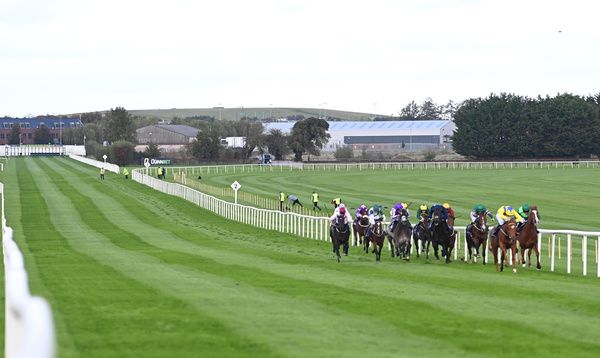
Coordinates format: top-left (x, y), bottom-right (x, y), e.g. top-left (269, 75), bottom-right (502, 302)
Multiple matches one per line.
top-left (0, 117), bottom-right (83, 128)
top-left (264, 120), bottom-right (450, 133)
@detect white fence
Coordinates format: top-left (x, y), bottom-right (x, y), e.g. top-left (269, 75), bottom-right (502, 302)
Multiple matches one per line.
top-left (132, 165), bottom-right (600, 277)
top-left (69, 154), bottom-right (120, 174)
top-left (2, 144), bottom-right (85, 157)
top-left (1, 182), bottom-right (56, 358)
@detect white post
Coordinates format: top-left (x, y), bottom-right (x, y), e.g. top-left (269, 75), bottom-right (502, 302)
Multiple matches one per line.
top-left (551, 234), bottom-right (556, 272)
top-left (454, 233), bottom-right (458, 261)
top-left (537, 233), bottom-right (542, 264)
top-left (597, 238), bottom-right (600, 278)
top-left (583, 236), bottom-right (588, 276)
top-left (567, 234), bottom-right (572, 274)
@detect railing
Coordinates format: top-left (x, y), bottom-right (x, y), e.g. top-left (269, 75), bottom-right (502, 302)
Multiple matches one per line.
top-left (132, 165), bottom-right (600, 277)
top-left (69, 154), bottom-right (120, 174)
top-left (1, 182), bottom-right (56, 358)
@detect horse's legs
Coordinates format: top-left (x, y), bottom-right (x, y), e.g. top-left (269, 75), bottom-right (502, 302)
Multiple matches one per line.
top-left (500, 248), bottom-right (506, 272)
top-left (482, 238), bottom-right (487, 265)
top-left (534, 245), bottom-right (542, 270)
top-left (343, 240), bottom-right (349, 256)
top-left (493, 246), bottom-right (499, 272)
top-left (433, 242), bottom-right (440, 260)
top-left (389, 237), bottom-right (395, 258)
top-left (522, 247), bottom-right (528, 268)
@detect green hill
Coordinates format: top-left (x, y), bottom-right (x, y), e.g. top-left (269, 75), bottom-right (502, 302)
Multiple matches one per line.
top-left (129, 107), bottom-right (385, 122)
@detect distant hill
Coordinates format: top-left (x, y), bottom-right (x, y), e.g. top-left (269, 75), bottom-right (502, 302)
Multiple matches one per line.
top-left (128, 107), bottom-right (388, 122)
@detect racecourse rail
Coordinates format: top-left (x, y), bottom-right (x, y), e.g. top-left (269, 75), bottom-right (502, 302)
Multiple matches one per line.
top-left (123, 159), bottom-right (600, 278)
top-left (1, 182), bottom-right (56, 358)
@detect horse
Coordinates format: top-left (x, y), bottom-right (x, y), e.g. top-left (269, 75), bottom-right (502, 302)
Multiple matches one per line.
top-left (490, 218), bottom-right (518, 273)
top-left (366, 220), bottom-right (386, 262)
top-left (413, 213), bottom-right (431, 258)
top-left (330, 214), bottom-right (350, 262)
top-left (430, 207), bottom-right (453, 263)
top-left (517, 206), bottom-right (541, 269)
top-left (387, 211), bottom-right (412, 260)
top-left (353, 214), bottom-right (370, 248)
top-left (466, 212), bottom-right (489, 264)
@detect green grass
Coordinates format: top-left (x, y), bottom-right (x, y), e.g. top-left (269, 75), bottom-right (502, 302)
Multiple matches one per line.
top-left (1, 157), bottom-right (600, 357)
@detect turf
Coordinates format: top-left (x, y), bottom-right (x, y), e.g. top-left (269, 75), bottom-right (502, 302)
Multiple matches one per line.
top-left (1, 157), bottom-right (600, 357)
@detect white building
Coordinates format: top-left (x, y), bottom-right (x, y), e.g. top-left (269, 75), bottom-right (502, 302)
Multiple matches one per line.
top-left (264, 120), bottom-right (456, 152)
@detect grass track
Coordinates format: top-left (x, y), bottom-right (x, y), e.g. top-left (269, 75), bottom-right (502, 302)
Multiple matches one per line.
top-left (1, 157), bottom-right (600, 357)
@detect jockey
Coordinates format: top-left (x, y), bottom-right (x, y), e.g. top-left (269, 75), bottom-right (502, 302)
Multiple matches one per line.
top-left (412, 203), bottom-right (429, 236)
top-left (355, 204), bottom-right (368, 220)
top-left (465, 204), bottom-right (494, 240)
top-left (517, 203), bottom-right (536, 232)
top-left (330, 204), bottom-right (352, 240)
top-left (389, 202), bottom-right (410, 232)
top-left (428, 203), bottom-right (451, 232)
top-left (366, 204), bottom-right (386, 238)
top-left (443, 202), bottom-right (455, 222)
top-left (491, 206), bottom-right (524, 238)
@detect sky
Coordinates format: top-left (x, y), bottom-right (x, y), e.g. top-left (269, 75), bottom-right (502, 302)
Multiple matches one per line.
top-left (1, 0), bottom-right (599, 117)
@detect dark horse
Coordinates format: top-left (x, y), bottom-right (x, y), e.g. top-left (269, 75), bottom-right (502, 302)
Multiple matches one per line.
top-left (490, 218), bottom-right (518, 273)
top-left (430, 207), bottom-right (453, 263)
top-left (353, 214), bottom-right (370, 248)
top-left (413, 212), bottom-right (432, 258)
top-left (387, 212), bottom-right (411, 260)
top-left (517, 206), bottom-right (541, 270)
top-left (366, 220), bottom-right (386, 262)
top-left (466, 212), bottom-right (489, 264)
top-left (330, 214), bottom-right (350, 262)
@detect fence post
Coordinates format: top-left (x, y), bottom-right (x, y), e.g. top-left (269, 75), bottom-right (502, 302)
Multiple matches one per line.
top-left (583, 236), bottom-right (588, 276)
top-left (567, 234), bottom-right (572, 274)
top-left (551, 234), bottom-right (556, 272)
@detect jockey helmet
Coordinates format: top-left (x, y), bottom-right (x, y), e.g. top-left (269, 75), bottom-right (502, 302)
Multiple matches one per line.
top-left (402, 202), bottom-right (408, 209)
top-left (339, 207), bottom-right (346, 214)
top-left (360, 204), bottom-right (367, 210)
top-left (339, 203), bottom-right (345, 209)
top-left (393, 203), bottom-right (403, 210)
top-left (443, 202), bottom-right (450, 209)
top-left (522, 203), bottom-right (530, 212)
top-left (505, 206), bottom-right (515, 215)
top-left (420, 204), bottom-right (427, 211)
top-left (373, 204), bottom-right (382, 213)
top-left (475, 204), bottom-right (485, 212)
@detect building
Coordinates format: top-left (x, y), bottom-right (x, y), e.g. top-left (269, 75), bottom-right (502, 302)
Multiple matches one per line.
top-left (136, 124), bottom-right (199, 145)
top-left (0, 117), bottom-right (83, 145)
top-left (263, 120), bottom-right (456, 152)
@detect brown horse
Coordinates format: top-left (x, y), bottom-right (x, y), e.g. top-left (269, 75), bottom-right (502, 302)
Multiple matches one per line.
top-left (353, 214), bottom-right (370, 247)
top-left (517, 206), bottom-right (541, 269)
top-left (490, 218), bottom-right (518, 273)
top-left (466, 213), bottom-right (489, 264)
top-left (366, 220), bottom-right (386, 262)
top-left (430, 206), bottom-right (453, 263)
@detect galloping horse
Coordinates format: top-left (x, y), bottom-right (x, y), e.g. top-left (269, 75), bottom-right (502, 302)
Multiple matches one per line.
top-left (413, 213), bottom-right (431, 258)
top-left (387, 212), bottom-right (412, 260)
top-left (430, 206), bottom-right (453, 263)
top-left (330, 214), bottom-right (350, 262)
top-left (517, 206), bottom-right (541, 269)
top-left (466, 212), bottom-right (489, 264)
top-left (353, 214), bottom-right (370, 247)
top-left (366, 220), bottom-right (386, 262)
top-left (490, 218), bottom-right (518, 272)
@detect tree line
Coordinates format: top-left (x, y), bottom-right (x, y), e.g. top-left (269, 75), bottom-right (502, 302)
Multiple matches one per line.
top-left (452, 93), bottom-right (600, 159)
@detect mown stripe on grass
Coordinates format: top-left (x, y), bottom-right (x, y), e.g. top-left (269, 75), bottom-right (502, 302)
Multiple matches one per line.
top-left (19, 158), bottom-right (274, 358)
top-left (44, 159), bottom-right (600, 355)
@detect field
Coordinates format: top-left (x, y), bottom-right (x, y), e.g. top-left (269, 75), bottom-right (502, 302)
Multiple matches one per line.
top-left (1, 158), bottom-right (600, 357)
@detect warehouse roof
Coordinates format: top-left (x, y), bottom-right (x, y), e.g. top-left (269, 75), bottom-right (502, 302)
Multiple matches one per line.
top-left (264, 120), bottom-right (451, 133)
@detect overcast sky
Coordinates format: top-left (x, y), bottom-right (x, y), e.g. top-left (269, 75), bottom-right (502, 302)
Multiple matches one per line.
top-left (1, 0), bottom-right (598, 117)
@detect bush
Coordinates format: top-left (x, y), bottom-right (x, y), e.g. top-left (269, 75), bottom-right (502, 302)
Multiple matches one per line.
top-left (110, 140), bottom-right (135, 166)
top-left (334, 146), bottom-right (354, 161)
top-left (422, 148), bottom-right (437, 161)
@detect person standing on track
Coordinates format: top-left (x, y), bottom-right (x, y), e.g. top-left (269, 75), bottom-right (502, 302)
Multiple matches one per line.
top-left (311, 191), bottom-right (321, 211)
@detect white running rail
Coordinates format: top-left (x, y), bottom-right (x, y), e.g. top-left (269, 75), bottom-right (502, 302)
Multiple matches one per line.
top-left (1, 182), bottom-right (56, 358)
top-left (69, 154), bottom-right (120, 174)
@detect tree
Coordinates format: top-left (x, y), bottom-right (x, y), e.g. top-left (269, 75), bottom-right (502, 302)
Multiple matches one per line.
top-left (104, 107), bottom-right (135, 143)
top-left (288, 117), bottom-right (330, 161)
top-left (398, 101), bottom-right (420, 120)
top-left (239, 120), bottom-right (264, 158)
top-left (33, 124), bottom-right (52, 144)
top-left (264, 129), bottom-right (291, 160)
top-left (188, 127), bottom-right (220, 162)
top-left (9, 124), bottom-right (21, 144)
top-left (80, 112), bottom-right (102, 124)
top-left (333, 146), bottom-right (354, 161)
top-left (144, 142), bottom-right (161, 159)
top-left (418, 97), bottom-right (441, 120)
top-left (110, 141), bottom-right (136, 166)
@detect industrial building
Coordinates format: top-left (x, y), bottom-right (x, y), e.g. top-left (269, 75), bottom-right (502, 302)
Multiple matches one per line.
top-left (136, 124), bottom-right (199, 145)
top-left (0, 117), bottom-right (83, 145)
top-left (264, 120), bottom-right (456, 152)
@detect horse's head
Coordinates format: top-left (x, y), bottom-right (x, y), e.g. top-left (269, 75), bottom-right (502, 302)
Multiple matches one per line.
top-left (502, 218), bottom-right (518, 242)
top-left (334, 214), bottom-right (347, 232)
top-left (432, 207), bottom-right (442, 225)
top-left (475, 212), bottom-right (488, 231)
top-left (530, 205), bottom-right (540, 225)
top-left (373, 220), bottom-right (383, 236)
top-left (359, 214), bottom-right (370, 227)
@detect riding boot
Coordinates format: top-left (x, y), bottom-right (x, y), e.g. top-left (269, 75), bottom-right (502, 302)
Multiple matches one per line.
top-left (389, 221), bottom-right (396, 232)
top-left (517, 222), bottom-right (524, 232)
top-left (491, 225), bottom-right (500, 238)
